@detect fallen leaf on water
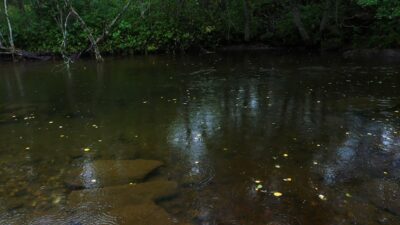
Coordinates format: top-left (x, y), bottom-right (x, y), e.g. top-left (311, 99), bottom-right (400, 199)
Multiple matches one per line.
top-left (318, 194), bottom-right (327, 201)
top-left (275, 165), bottom-right (281, 168)
top-left (84, 148), bottom-right (91, 152)
top-left (283, 178), bottom-right (292, 182)
top-left (273, 192), bottom-right (283, 197)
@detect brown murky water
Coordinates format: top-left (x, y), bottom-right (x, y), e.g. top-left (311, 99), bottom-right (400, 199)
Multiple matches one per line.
top-left (0, 53), bottom-right (400, 225)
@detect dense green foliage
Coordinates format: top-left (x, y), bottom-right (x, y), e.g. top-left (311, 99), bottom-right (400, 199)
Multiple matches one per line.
top-left (0, 0), bottom-right (399, 57)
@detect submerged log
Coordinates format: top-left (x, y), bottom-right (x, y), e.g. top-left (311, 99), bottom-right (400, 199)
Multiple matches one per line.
top-left (0, 48), bottom-right (51, 61)
top-left (65, 159), bottom-right (164, 189)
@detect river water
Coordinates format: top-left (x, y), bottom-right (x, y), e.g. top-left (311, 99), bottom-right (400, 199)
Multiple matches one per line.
top-left (0, 53), bottom-right (399, 225)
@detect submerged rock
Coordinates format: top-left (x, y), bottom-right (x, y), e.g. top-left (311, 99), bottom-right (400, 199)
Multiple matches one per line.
top-left (67, 180), bottom-right (178, 208)
top-left (64, 180), bottom-right (184, 225)
top-left (361, 179), bottom-right (400, 216)
top-left (109, 202), bottom-right (176, 225)
top-left (65, 159), bottom-right (163, 188)
top-left (331, 199), bottom-right (399, 225)
top-left (26, 202), bottom-right (185, 225)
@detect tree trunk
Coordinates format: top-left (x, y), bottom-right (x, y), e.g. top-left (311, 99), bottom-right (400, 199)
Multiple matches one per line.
top-left (291, 4), bottom-right (311, 44)
top-left (319, 0), bottom-right (331, 33)
top-left (0, 30), bottom-right (4, 48)
top-left (76, 0), bottom-right (132, 61)
top-left (93, 0), bottom-right (132, 47)
top-left (69, 6), bottom-right (103, 62)
top-left (242, 0), bottom-right (251, 42)
top-left (4, 0), bottom-right (16, 60)
top-left (17, 0), bottom-right (25, 12)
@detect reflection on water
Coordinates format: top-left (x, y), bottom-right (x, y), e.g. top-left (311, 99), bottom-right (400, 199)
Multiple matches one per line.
top-left (0, 53), bottom-right (400, 225)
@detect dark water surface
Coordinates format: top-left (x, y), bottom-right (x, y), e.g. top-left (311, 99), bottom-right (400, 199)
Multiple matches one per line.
top-left (0, 53), bottom-right (400, 225)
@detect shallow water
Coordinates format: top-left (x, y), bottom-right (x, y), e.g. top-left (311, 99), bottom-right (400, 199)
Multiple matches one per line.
top-left (0, 53), bottom-right (400, 225)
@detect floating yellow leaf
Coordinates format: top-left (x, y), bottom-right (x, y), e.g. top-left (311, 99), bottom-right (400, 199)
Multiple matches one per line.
top-left (84, 148), bottom-right (91, 152)
top-left (273, 192), bottom-right (283, 197)
top-left (283, 178), bottom-right (292, 182)
top-left (318, 194), bottom-right (327, 200)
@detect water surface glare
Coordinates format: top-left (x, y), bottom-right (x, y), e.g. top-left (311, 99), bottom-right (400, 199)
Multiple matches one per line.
top-left (0, 53), bottom-right (400, 225)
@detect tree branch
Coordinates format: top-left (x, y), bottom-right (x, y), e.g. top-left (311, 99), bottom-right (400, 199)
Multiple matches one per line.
top-left (68, 4), bottom-right (103, 62)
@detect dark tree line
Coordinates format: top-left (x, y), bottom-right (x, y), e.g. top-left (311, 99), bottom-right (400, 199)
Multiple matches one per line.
top-left (0, 0), bottom-right (399, 61)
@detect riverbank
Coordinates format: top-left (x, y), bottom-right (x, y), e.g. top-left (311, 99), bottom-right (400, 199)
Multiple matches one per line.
top-left (2, 45), bottom-right (400, 63)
